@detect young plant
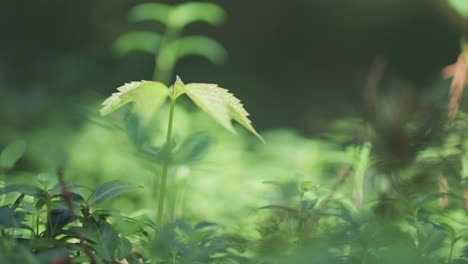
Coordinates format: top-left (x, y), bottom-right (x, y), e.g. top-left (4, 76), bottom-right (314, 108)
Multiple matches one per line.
top-left (114, 2), bottom-right (227, 84)
top-left (100, 77), bottom-right (263, 225)
top-left (0, 168), bottom-right (146, 264)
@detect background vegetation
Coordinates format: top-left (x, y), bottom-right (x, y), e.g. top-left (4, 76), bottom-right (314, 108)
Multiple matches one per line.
top-left (1, 0), bottom-right (468, 263)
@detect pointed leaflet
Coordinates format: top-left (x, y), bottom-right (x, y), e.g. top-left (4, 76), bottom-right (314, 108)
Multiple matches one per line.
top-left (100, 81), bottom-right (169, 124)
top-left (183, 83), bottom-right (263, 141)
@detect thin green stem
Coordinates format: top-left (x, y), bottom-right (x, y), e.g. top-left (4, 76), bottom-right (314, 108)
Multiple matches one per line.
top-left (46, 196), bottom-right (53, 238)
top-left (156, 99), bottom-right (176, 225)
top-left (448, 240), bottom-right (455, 264)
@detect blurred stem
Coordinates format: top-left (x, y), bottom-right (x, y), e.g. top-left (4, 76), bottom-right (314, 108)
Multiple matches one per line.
top-left (353, 142), bottom-right (372, 208)
top-left (448, 240), bottom-right (456, 264)
top-left (157, 99), bottom-right (176, 225)
top-left (46, 195), bottom-right (52, 238)
top-left (153, 26), bottom-right (181, 84)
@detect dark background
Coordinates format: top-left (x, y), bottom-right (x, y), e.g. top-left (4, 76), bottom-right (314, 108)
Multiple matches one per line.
top-left (0, 0), bottom-right (462, 136)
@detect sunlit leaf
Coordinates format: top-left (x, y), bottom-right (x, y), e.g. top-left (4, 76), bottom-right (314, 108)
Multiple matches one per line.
top-left (88, 180), bottom-right (142, 206)
top-left (0, 140), bottom-right (27, 169)
top-left (449, 0), bottom-right (468, 17)
top-left (128, 3), bottom-right (171, 25)
top-left (100, 81), bottom-right (169, 125)
top-left (183, 82), bottom-right (263, 141)
top-left (164, 36), bottom-right (227, 64)
top-left (168, 2), bottom-right (226, 29)
top-left (114, 31), bottom-right (161, 55)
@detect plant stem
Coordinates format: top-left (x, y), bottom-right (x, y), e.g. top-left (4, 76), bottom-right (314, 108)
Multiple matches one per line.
top-left (448, 240), bottom-right (455, 264)
top-left (152, 26), bottom-right (180, 84)
top-left (157, 99), bottom-right (176, 225)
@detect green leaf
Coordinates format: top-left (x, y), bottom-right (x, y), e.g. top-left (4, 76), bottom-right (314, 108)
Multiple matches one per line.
top-left (115, 237), bottom-right (133, 261)
top-left (114, 31), bottom-right (161, 55)
top-left (0, 205), bottom-right (26, 228)
top-left (170, 75), bottom-right (186, 99)
top-left (438, 222), bottom-right (457, 240)
top-left (82, 219), bottom-right (119, 261)
top-left (415, 193), bottom-right (451, 210)
top-left (100, 81), bottom-right (169, 125)
top-left (449, 0), bottom-right (468, 17)
top-left (0, 140), bottom-right (27, 169)
top-left (173, 132), bottom-right (213, 164)
top-left (128, 3), bottom-right (171, 25)
top-left (168, 2), bottom-right (226, 29)
top-left (164, 36), bottom-right (227, 64)
top-left (88, 180), bottom-right (142, 206)
top-left (183, 82), bottom-right (263, 141)
top-left (0, 184), bottom-right (48, 201)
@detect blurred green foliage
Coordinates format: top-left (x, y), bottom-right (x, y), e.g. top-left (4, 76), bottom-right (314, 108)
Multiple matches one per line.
top-left (1, 0), bottom-right (468, 263)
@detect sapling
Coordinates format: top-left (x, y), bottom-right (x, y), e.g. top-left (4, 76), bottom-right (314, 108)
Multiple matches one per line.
top-left (100, 77), bottom-right (263, 225)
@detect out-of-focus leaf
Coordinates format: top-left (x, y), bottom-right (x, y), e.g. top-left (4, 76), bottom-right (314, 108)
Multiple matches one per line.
top-left (173, 132), bottom-right (213, 164)
top-left (449, 0), bottom-right (468, 17)
top-left (124, 111), bottom-right (149, 149)
top-left (12, 194), bottom-right (25, 210)
top-left (115, 237), bottom-right (133, 261)
top-left (0, 184), bottom-right (48, 201)
top-left (0, 140), bottom-right (26, 169)
top-left (128, 3), bottom-right (171, 24)
top-left (183, 82), bottom-right (263, 141)
top-left (438, 222), bottom-right (457, 240)
top-left (164, 36), bottom-right (227, 64)
top-left (100, 81), bottom-right (169, 125)
top-left (258, 205), bottom-right (298, 214)
top-left (88, 180), bottom-right (142, 206)
top-left (48, 183), bottom-right (89, 197)
top-left (168, 2), bottom-right (226, 29)
top-left (82, 219), bottom-right (119, 261)
top-left (46, 209), bottom-right (73, 237)
top-left (415, 193), bottom-right (452, 210)
top-left (35, 248), bottom-right (70, 264)
top-left (0, 205), bottom-right (26, 228)
top-left (114, 31), bottom-right (161, 55)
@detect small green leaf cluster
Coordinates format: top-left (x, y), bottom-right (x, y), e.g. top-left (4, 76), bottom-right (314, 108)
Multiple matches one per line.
top-left (114, 2), bottom-right (227, 83)
top-left (0, 146), bottom-right (148, 263)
